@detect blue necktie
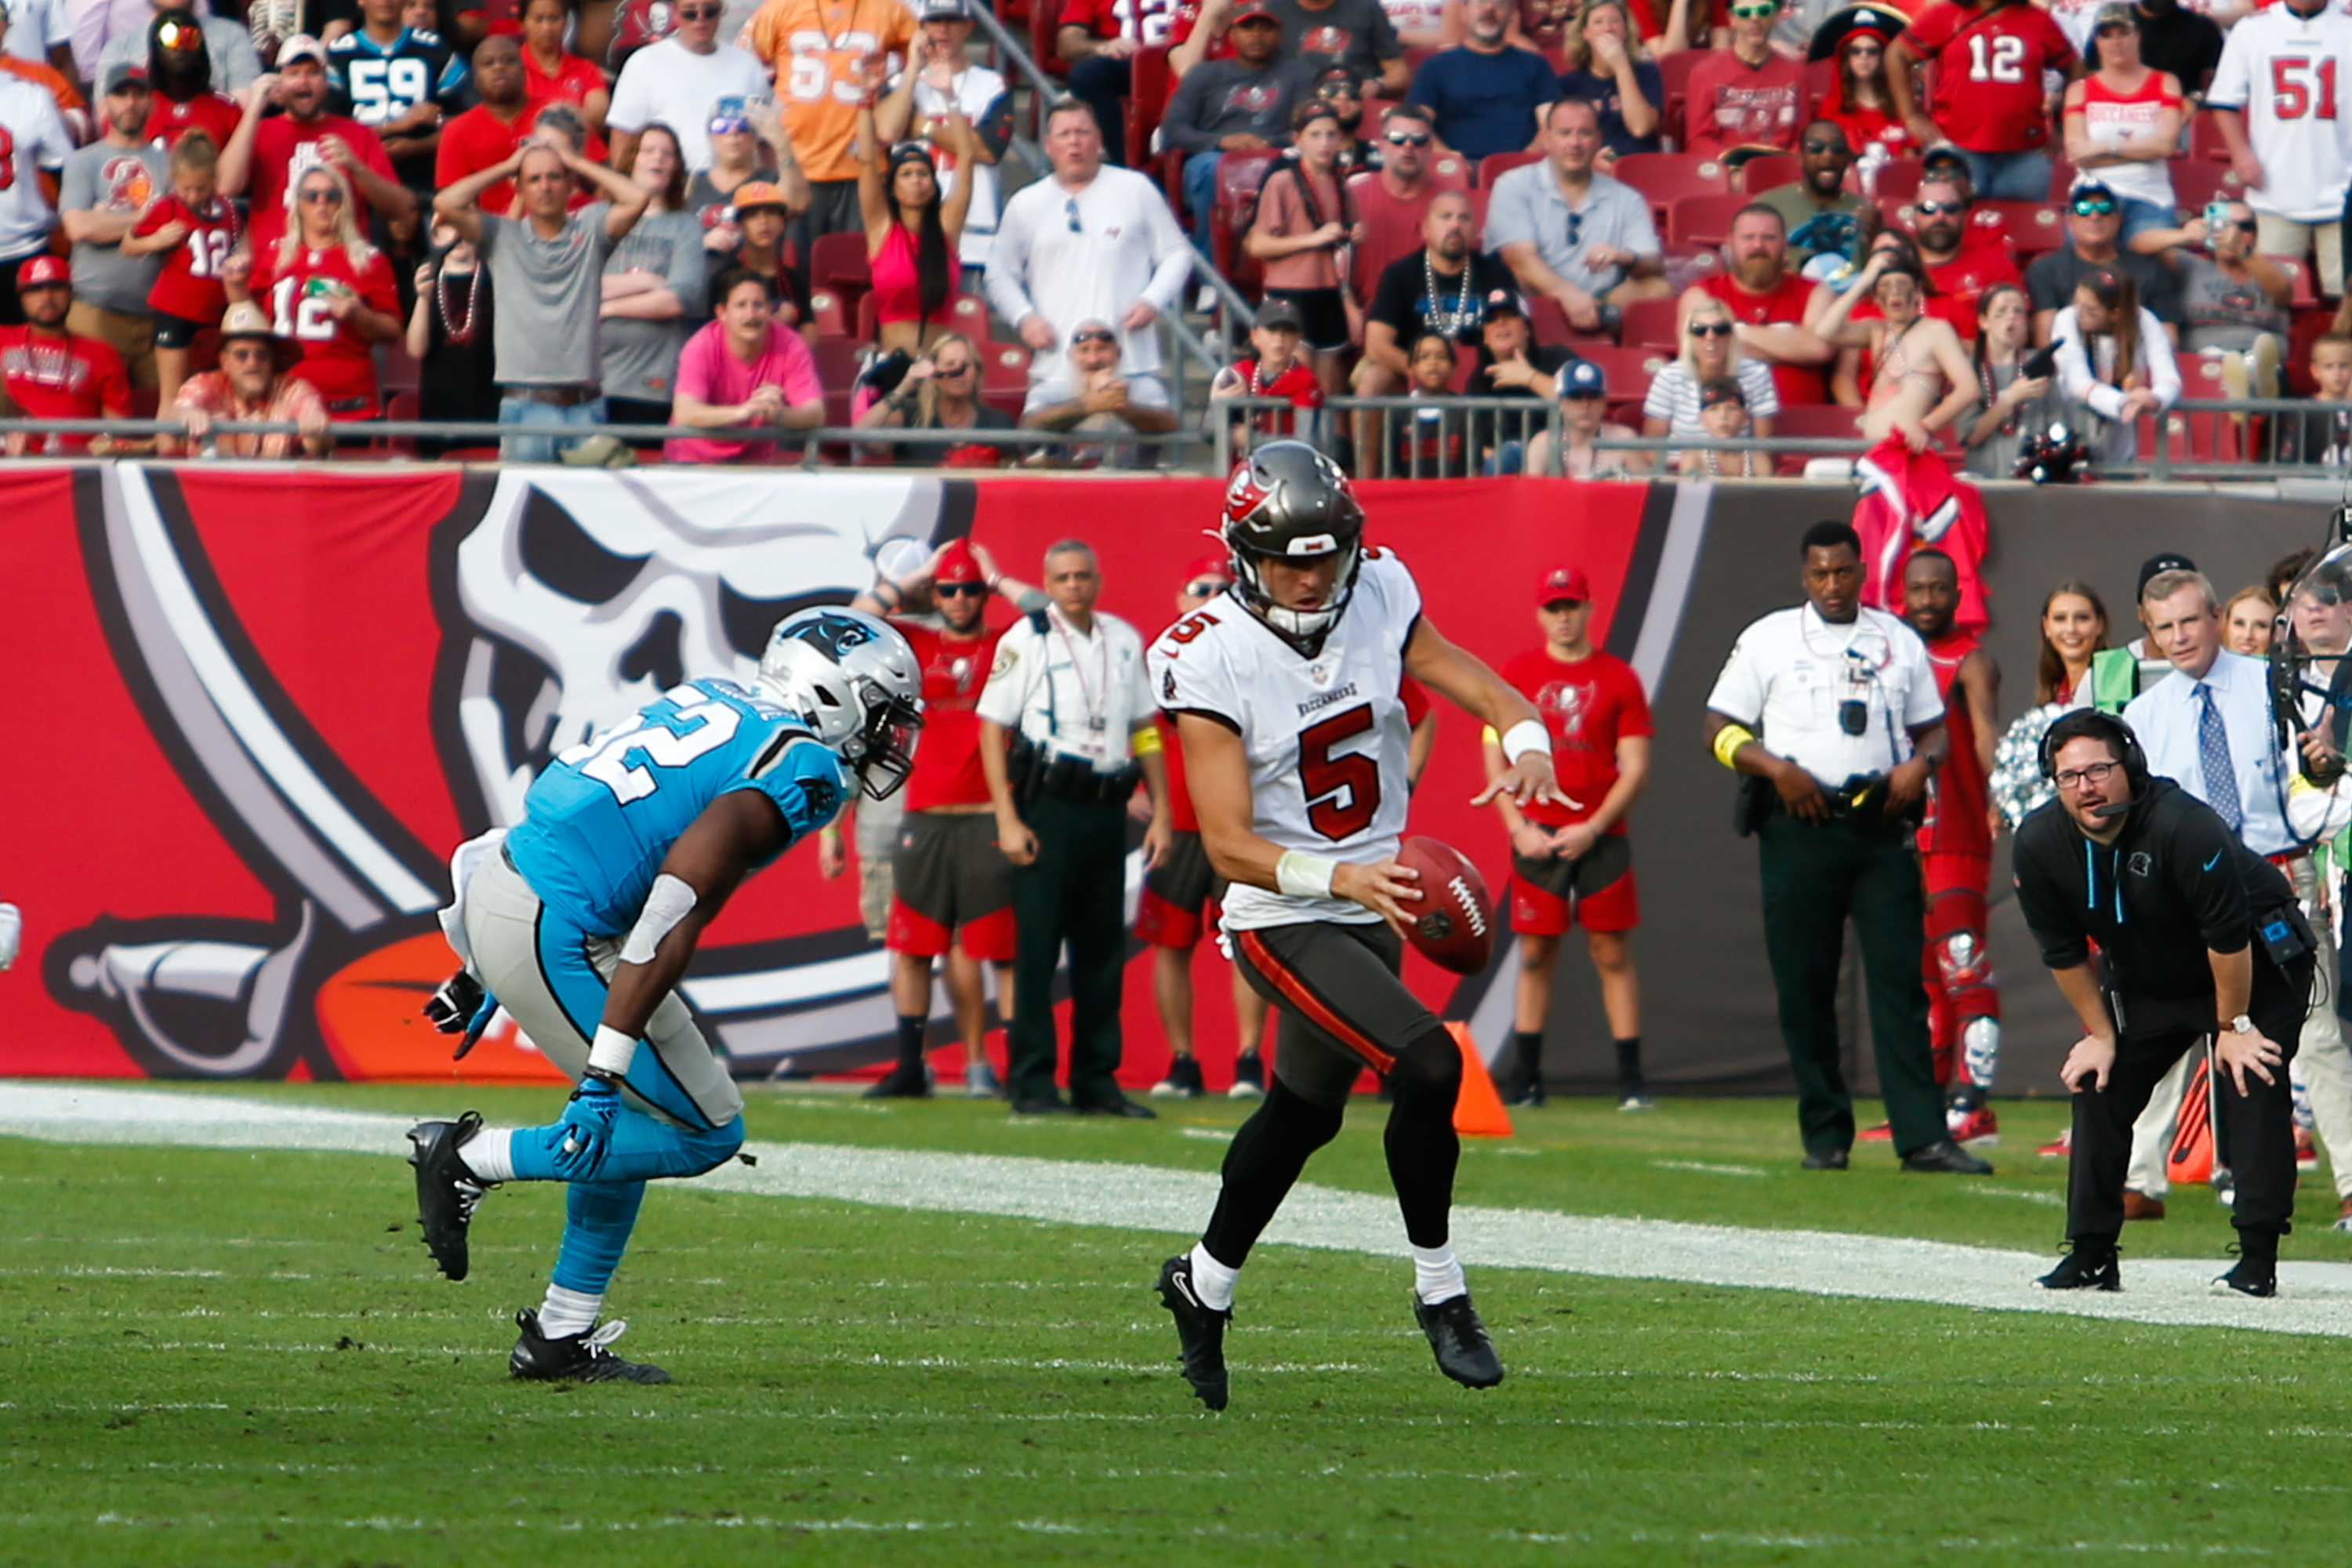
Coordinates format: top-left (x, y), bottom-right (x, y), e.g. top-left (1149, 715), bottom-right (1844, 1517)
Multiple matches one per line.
top-left (2198, 682), bottom-right (2242, 832)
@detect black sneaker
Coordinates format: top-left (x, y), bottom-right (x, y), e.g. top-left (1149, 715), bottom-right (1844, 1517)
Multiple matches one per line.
top-left (864, 1062), bottom-right (932, 1099)
top-left (2212, 1243), bottom-right (2278, 1299)
top-left (1497, 1063), bottom-right (1546, 1109)
top-left (1156, 1254), bottom-right (1232, 1411)
top-left (1229, 1051), bottom-right (1266, 1100)
top-left (408, 1112), bottom-right (493, 1283)
top-left (2036, 1245), bottom-right (2121, 1292)
top-left (1900, 1138), bottom-right (1994, 1175)
top-left (1413, 1292), bottom-right (1504, 1389)
top-left (508, 1308), bottom-right (672, 1384)
top-left (1151, 1056), bottom-right (1206, 1099)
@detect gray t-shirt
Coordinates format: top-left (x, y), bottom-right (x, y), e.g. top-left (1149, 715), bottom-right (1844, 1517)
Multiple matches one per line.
top-left (59, 140), bottom-right (165, 315)
top-left (1265, 0), bottom-right (1401, 81)
top-left (600, 209), bottom-right (707, 405)
top-left (2176, 252), bottom-right (2288, 354)
top-left (479, 202), bottom-right (615, 388)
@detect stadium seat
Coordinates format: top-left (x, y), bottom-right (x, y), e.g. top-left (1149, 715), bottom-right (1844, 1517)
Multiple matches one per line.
top-left (807, 289), bottom-right (849, 340)
top-left (2288, 303), bottom-right (2335, 393)
top-left (2178, 354), bottom-right (2246, 463)
top-left (1867, 158), bottom-right (1922, 203)
top-left (1614, 151), bottom-right (1730, 218)
top-left (2132, 411), bottom-right (2193, 467)
top-left (1477, 149), bottom-right (1543, 188)
top-left (2267, 254), bottom-right (2319, 310)
top-left (815, 337), bottom-right (866, 408)
top-left (1528, 294), bottom-right (1617, 347)
top-left (1655, 48), bottom-right (1704, 147)
top-left (810, 231), bottom-right (871, 297)
top-left (1574, 344), bottom-right (1671, 401)
top-left (1128, 44), bottom-right (1171, 167)
top-left (1803, 57), bottom-right (1834, 103)
top-left (1212, 149), bottom-right (1281, 294)
top-left (980, 342), bottom-right (1033, 423)
top-left (377, 390), bottom-right (419, 457)
top-left (1428, 151), bottom-right (1472, 189)
top-left (1669, 192), bottom-right (1750, 246)
top-left (1768, 401), bottom-right (1870, 474)
top-left (2189, 110), bottom-right (2230, 162)
top-left (1737, 152), bottom-right (1799, 195)
top-left (1984, 200), bottom-right (2065, 256)
top-left (1030, 0), bottom-right (1068, 78)
top-left (2168, 161), bottom-right (2245, 214)
top-left (1620, 294), bottom-right (1681, 349)
top-left (2046, 158), bottom-right (2076, 201)
top-left (948, 294), bottom-right (991, 339)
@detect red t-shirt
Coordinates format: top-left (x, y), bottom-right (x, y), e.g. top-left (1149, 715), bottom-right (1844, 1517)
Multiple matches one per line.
top-left (434, 98), bottom-right (550, 216)
top-left (1900, 1), bottom-right (2074, 153)
top-left (1229, 356), bottom-right (1324, 436)
top-left (134, 194), bottom-right (241, 322)
top-left (245, 115), bottom-right (399, 257)
top-left (1499, 648), bottom-right (1651, 830)
top-left (1923, 239), bottom-right (2022, 332)
top-left (524, 49), bottom-right (607, 109)
top-left (0, 325), bottom-right (129, 450)
top-left (1919, 628), bottom-right (1991, 858)
top-left (897, 620), bottom-right (1007, 812)
top-left (144, 91), bottom-right (241, 151)
top-left (1682, 49), bottom-right (1806, 158)
top-left (1348, 172), bottom-right (1439, 304)
top-left (1698, 270), bottom-right (1827, 405)
top-left (250, 243), bottom-right (398, 414)
top-left (1158, 710), bottom-right (1198, 832)
top-left (1062, 0), bottom-right (1184, 44)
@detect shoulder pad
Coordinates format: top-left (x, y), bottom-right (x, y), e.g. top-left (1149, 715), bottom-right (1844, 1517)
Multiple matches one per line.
top-left (1026, 607), bottom-right (1051, 634)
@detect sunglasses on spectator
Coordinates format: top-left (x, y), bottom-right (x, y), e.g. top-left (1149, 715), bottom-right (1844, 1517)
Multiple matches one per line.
top-left (2071, 195), bottom-right (2118, 216)
top-left (1800, 139), bottom-right (1846, 154)
top-left (1317, 79), bottom-right (1360, 97)
top-left (1912, 198), bottom-right (1964, 216)
top-left (1385, 129), bottom-right (1432, 147)
top-left (935, 582), bottom-right (989, 598)
top-left (1072, 328), bottom-right (1116, 344)
top-left (1688, 320), bottom-right (1733, 337)
top-left (299, 187), bottom-right (344, 204)
top-left (1183, 579), bottom-right (1229, 597)
top-left (675, 4), bottom-right (722, 17)
top-left (1727, 3), bottom-right (1777, 17)
top-left (935, 360), bottom-right (975, 375)
top-left (155, 18), bottom-right (203, 48)
top-left (708, 114), bottom-right (750, 134)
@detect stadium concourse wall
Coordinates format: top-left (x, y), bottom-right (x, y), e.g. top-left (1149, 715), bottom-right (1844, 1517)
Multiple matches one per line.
top-left (0, 466), bottom-right (2328, 1102)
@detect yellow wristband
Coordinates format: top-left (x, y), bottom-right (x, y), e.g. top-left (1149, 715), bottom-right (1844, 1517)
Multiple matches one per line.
top-left (1712, 724), bottom-right (1756, 771)
top-left (1131, 723), bottom-right (1165, 756)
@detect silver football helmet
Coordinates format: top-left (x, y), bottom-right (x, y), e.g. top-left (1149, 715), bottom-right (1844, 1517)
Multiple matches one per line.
top-left (755, 608), bottom-right (924, 799)
top-left (1221, 441), bottom-right (1367, 655)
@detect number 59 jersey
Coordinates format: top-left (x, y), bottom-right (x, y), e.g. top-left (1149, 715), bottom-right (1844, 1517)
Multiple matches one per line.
top-left (504, 678), bottom-right (852, 938)
top-left (1148, 549), bottom-right (1421, 931)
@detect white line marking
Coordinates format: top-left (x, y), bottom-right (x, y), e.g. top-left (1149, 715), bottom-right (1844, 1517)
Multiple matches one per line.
top-left (8, 1082), bottom-right (2352, 1339)
top-left (1650, 1159), bottom-right (1771, 1178)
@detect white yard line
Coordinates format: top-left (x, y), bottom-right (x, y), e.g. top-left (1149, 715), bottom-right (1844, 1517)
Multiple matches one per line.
top-left (7, 1082), bottom-right (2351, 1338)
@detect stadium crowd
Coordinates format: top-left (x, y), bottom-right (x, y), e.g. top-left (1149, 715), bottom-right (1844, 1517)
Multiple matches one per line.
top-left (0, 0), bottom-right (2341, 471)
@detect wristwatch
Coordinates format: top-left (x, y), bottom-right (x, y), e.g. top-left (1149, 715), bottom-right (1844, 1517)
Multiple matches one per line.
top-left (2227, 1014), bottom-right (2256, 1035)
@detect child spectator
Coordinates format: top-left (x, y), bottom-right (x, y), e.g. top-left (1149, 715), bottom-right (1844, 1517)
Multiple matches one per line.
top-left (1524, 356), bottom-right (1646, 477)
top-left (2051, 264), bottom-right (2177, 466)
top-left (1678, 374), bottom-right (1765, 476)
top-left (1245, 103), bottom-right (1361, 396)
top-left (1388, 328), bottom-right (1470, 476)
top-left (405, 218), bottom-right (499, 457)
top-left (1208, 298), bottom-right (1323, 448)
top-left (2274, 332), bottom-right (2352, 467)
top-left (121, 129), bottom-right (238, 412)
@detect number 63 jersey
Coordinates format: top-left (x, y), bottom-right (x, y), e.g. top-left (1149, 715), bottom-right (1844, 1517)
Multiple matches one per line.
top-left (504, 678), bottom-right (852, 939)
top-left (1149, 549), bottom-right (1421, 932)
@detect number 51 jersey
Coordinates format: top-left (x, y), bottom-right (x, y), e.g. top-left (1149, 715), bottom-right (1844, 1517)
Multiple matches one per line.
top-left (504, 677), bottom-right (852, 938)
top-left (1149, 549), bottom-right (1421, 932)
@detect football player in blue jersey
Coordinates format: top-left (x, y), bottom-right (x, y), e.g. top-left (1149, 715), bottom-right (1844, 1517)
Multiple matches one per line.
top-left (408, 607), bottom-right (923, 1383)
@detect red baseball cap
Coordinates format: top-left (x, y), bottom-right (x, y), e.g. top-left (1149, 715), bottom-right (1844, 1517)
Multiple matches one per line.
top-left (1183, 553), bottom-right (1233, 586)
top-left (1536, 564), bottom-right (1591, 607)
top-left (16, 256), bottom-right (68, 289)
top-left (934, 539), bottom-right (985, 586)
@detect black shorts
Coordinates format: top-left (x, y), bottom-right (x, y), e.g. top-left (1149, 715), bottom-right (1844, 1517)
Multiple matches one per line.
top-left (1134, 828), bottom-right (1226, 949)
top-left (884, 810), bottom-right (1017, 960)
top-left (1263, 287), bottom-right (1350, 354)
top-left (151, 310), bottom-right (205, 350)
top-left (1230, 920), bottom-right (1440, 1108)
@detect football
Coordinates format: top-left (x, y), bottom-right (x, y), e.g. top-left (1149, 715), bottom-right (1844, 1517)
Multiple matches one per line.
top-left (1396, 835), bottom-right (1494, 976)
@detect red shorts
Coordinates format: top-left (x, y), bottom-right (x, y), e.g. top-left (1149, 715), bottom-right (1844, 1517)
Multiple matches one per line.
top-left (1508, 833), bottom-right (1638, 936)
top-left (884, 811), bottom-right (1017, 960)
top-left (1134, 829), bottom-right (1225, 949)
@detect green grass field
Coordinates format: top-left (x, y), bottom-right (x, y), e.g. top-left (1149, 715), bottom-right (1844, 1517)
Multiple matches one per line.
top-left (8, 1084), bottom-right (2352, 1566)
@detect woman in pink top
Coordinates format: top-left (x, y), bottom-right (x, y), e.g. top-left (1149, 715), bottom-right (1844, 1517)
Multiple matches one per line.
top-left (2060, 7), bottom-right (2184, 246)
top-left (1244, 101), bottom-right (1364, 395)
top-left (855, 98), bottom-right (977, 354)
top-left (667, 269), bottom-right (827, 463)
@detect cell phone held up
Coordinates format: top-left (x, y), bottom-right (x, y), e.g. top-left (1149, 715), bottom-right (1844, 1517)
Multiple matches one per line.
top-left (2203, 199), bottom-right (2230, 249)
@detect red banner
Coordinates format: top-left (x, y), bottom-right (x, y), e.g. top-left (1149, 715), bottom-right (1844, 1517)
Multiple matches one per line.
top-left (0, 466), bottom-right (1655, 1087)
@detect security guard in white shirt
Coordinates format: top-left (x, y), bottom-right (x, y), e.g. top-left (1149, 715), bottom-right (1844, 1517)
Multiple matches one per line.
top-left (1702, 521), bottom-right (1992, 1176)
top-left (978, 539), bottom-right (1173, 1116)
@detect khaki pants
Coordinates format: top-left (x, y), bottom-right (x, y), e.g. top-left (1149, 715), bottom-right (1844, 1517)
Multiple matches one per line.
top-left (2253, 212), bottom-right (2344, 298)
top-left (66, 301), bottom-right (157, 391)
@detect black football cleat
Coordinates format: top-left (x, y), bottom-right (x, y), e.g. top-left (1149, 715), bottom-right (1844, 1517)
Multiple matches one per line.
top-left (508, 1308), bottom-right (672, 1384)
top-left (1802, 1147), bottom-right (1849, 1171)
top-left (2036, 1246), bottom-right (2122, 1292)
top-left (408, 1112), bottom-right (494, 1282)
top-left (863, 1062), bottom-right (933, 1099)
top-left (1156, 1254), bottom-right (1232, 1411)
top-left (1414, 1292), bottom-right (1504, 1389)
top-left (2212, 1247), bottom-right (2278, 1299)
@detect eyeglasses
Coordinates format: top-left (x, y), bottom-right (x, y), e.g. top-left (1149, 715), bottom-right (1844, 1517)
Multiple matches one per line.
top-left (935, 360), bottom-right (975, 376)
top-left (1800, 140), bottom-right (1846, 154)
top-left (1687, 321), bottom-right (1733, 336)
top-left (1183, 579), bottom-right (1229, 597)
top-left (2053, 760), bottom-right (2120, 790)
top-left (1912, 198), bottom-right (1964, 216)
top-left (299, 187), bottom-right (344, 204)
top-left (2071, 195), bottom-right (2118, 217)
top-left (936, 581), bottom-right (989, 598)
top-left (1072, 328), bottom-right (1116, 344)
top-left (1065, 196), bottom-right (1081, 233)
top-left (1385, 130), bottom-right (1432, 147)
top-left (1316, 79), bottom-right (1359, 97)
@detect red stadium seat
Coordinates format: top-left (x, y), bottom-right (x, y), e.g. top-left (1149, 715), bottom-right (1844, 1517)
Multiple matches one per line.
top-left (1477, 149), bottom-right (1543, 188)
top-left (2046, 158), bottom-right (2076, 201)
top-left (948, 293), bottom-right (991, 339)
top-left (1213, 149), bottom-right (1281, 294)
top-left (1574, 344), bottom-right (1671, 402)
top-left (1803, 57), bottom-right (1834, 103)
top-left (1619, 294), bottom-right (1681, 350)
top-left (1867, 157), bottom-right (1923, 203)
top-left (1985, 200), bottom-right (2066, 256)
top-left (1655, 48), bottom-right (1705, 147)
top-left (1768, 401), bottom-right (1870, 474)
top-left (2267, 254), bottom-right (2319, 310)
top-left (1669, 191), bottom-right (1750, 246)
top-left (2167, 161), bottom-right (2247, 214)
top-left (1032, 0), bottom-right (1068, 78)
top-left (2288, 303), bottom-right (2336, 393)
top-left (810, 231), bottom-right (871, 296)
top-left (1614, 150), bottom-right (1731, 211)
top-left (1737, 152), bottom-right (1799, 195)
top-left (807, 289), bottom-right (849, 340)
top-left (1128, 44), bottom-right (1171, 167)
top-left (2177, 355), bottom-right (2246, 463)
top-left (982, 341), bottom-right (1033, 420)
top-left (814, 336), bottom-right (866, 401)
top-left (2189, 109), bottom-right (2230, 163)
top-left (1427, 151), bottom-right (1472, 189)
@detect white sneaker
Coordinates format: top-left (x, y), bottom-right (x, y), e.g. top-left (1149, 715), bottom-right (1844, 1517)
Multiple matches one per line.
top-left (964, 1061), bottom-right (1000, 1098)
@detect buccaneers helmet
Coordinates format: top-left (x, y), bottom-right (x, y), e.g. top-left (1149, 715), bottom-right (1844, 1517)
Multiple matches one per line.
top-left (1220, 441), bottom-right (1366, 654)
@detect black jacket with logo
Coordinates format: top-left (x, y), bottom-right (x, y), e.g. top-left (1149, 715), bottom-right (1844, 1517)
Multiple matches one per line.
top-left (2011, 776), bottom-right (2296, 1035)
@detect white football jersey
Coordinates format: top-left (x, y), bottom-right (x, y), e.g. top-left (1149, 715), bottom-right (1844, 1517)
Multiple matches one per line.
top-left (0, 74), bottom-right (71, 260)
top-left (2206, 2), bottom-right (2352, 220)
top-left (1149, 549), bottom-right (1421, 931)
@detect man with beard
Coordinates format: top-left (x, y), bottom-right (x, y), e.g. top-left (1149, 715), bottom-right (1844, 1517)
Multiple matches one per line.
top-left (141, 8), bottom-right (241, 149)
top-left (1905, 174), bottom-right (2021, 331)
top-left (60, 64), bottom-right (167, 387)
top-left (98, 0), bottom-right (258, 95)
top-left (1406, 0), bottom-right (1556, 162)
top-left (1348, 103), bottom-right (1442, 303)
top-left (0, 256), bottom-right (135, 454)
top-left (1748, 120), bottom-right (1863, 265)
top-left (1162, 2), bottom-right (1304, 253)
top-left (1362, 190), bottom-right (1515, 394)
top-left (165, 298), bottom-right (331, 457)
top-left (1687, 202), bottom-right (1834, 405)
top-left (218, 34), bottom-right (412, 256)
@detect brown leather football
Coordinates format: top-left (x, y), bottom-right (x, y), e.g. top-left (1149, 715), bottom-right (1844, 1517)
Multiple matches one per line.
top-left (1397, 836), bottom-right (1494, 976)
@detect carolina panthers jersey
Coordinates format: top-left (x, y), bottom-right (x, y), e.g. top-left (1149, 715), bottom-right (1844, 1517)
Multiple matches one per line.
top-left (505, 677), bottom-right (851, 937)
top-left (1148, 549), bottom-right (1421, 931)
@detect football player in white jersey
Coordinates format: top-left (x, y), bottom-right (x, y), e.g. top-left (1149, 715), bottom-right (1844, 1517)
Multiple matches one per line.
top-left (1147, 441), bottom-right (1567, 1410)
top-left (2207, 0), bottom-right (2352, 296)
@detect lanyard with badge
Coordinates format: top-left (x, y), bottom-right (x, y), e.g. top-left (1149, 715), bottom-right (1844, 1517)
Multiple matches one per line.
top-left (1052, 609), bottom-right (1112, 762)
top-left (1801, 610), bottom-right (1896, 761)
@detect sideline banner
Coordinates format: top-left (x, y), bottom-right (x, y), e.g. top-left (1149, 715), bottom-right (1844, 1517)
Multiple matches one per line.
top-left (0, 466), bottom-right (1661, 1087)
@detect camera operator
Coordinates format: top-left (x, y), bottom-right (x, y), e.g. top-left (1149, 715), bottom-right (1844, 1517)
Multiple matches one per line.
top-left (1702, 521), bottom-right (1991, 1176)
top-left (2016, 709), bottom-right (2313, 1297)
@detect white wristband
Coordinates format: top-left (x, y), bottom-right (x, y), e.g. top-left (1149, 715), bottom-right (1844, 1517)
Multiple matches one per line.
top-left (1275, 850), bottom-right (1338, 899)
top-left (587, 1025), bottom-right (637, 1080)
top-left (1501, 719), bottom-right (1552, 765)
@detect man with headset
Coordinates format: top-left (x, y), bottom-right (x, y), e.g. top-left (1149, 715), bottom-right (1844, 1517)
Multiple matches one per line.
top-left (2016, 709), bottom-right (2314, 1298)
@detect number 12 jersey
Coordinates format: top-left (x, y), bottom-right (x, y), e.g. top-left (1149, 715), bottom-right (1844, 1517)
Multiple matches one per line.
top-left (1148, 550), bottom-right (1421, 931)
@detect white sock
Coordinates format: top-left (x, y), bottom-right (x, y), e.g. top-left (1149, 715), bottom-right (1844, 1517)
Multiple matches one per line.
top-left (1188, 1241), bottom-right (1240, 1312)
top-left (539, 1283), bottom-right (602, 1338)
top-left (1412, 1243), bottom-right (1466, 1305)
top-left (458, 1127), bottom-right (517, 1185)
